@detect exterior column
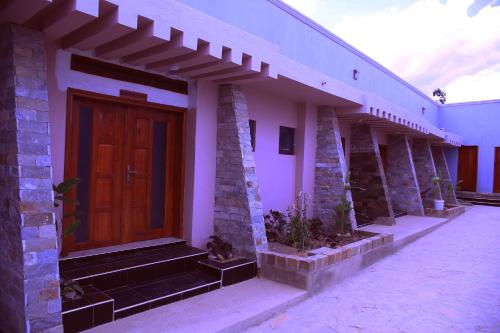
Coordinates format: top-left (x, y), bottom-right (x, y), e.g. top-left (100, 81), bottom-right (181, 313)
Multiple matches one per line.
top-left (0, 24), bottom-right (62, 333)
top-left (313, 106), bottom-right (356, 231)
top-left (431, 146), bottom-right (459, 205)
top-left (350, 124), bottom-right (395, 225)
top-left (214, 84), bottom-right (267, 262)
top-left (386, 135), bottom-right (425, 216)
top-left (412, 139), bottom-right (442, 208)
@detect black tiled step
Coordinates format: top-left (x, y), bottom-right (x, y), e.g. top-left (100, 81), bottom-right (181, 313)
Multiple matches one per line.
top-left (60, 245), bottom-right (208, 284)
top-left (394, 209), bottom-right (408, 218)
top-left (198, 258), bottom-right (257, 287)
top-left (111, 269), bottom-right (221, 319)
top-left (62, 286), bottom-right (113, 333)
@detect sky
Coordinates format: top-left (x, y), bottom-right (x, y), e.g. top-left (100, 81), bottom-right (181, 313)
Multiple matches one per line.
top-left (281, 0), bottom-right (500, 103)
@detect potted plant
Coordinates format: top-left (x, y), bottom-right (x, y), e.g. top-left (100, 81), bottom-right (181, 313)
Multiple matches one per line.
top-left (432, 173), bottom-right (445, 210)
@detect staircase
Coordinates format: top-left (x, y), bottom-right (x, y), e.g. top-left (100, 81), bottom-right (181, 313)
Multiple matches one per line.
top-left (456, 193), bottom-right (500, 207)
top-left (59, 240), bottom-right (256, 333)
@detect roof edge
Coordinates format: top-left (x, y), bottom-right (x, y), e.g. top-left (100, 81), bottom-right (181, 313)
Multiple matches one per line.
top-left (266, 0), bottom-right (439, 106)
top-left (441, 99), bottom-right (500, 107)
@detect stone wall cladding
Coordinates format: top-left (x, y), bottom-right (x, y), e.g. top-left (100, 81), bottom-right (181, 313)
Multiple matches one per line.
top-left (412, 139), bottom-right (442, 208)
top-left (313, 106), bottom-right (356, 231)
top-left (214, 84), bottom-right (267, 263)
top-left (385, 135), bottom-right (425, 216)
top-left (349, 124), bottom-right (395, 225)
top-left (0, 24), bottom-right (62, 333)
top-left (431, 146), bottom-right (459, 205)
top-left (259, 233), bottom-right (393, 290)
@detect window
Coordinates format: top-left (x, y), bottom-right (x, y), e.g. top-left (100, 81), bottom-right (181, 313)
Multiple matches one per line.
top-left (279, 126), bottom-right (295, 155)
top-left (249, 119), bottom-right (256, 152)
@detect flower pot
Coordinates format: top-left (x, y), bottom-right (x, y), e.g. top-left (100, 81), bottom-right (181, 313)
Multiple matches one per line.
top-left (434, 199), bottom-right (445, 211)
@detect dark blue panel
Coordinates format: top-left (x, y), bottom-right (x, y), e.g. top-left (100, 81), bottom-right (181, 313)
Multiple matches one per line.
top-left (151, 121), bottom-right (167, 229)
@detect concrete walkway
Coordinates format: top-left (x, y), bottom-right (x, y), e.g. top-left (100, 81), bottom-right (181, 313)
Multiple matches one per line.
top-left (246, 206), bottom-right (500, 333)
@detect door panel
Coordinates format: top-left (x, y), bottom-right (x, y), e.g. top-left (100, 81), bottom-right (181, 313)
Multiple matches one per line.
top-left (457, 146), bottom-right (478, 192)
top-left (88, 101), bottom-right (125, 247)
top-left (494, 147), bottom-right (500, 193)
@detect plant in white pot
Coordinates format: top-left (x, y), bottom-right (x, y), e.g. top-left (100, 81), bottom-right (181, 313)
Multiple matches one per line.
top-left (431, 173), bottom-right (445, 210)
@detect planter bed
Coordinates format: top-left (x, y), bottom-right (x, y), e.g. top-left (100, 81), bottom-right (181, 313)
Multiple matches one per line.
top-left (258, 232), bottom-right (393, 290)
top-left (425, 205), bottom-right (465, 218)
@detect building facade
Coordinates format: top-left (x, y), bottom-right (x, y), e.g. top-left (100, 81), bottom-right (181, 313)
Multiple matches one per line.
top-left (0, 0), bottom-right (498, 332)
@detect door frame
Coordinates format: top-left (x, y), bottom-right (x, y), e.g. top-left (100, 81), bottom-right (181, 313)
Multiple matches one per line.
top-left (63, 88), bottom-right (187, 254)
top-left (494, 147), bottom-right (500, 193)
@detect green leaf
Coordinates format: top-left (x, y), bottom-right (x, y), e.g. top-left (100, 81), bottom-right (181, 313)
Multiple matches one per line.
top-left (63, 220), bottom-right (81, 238)
top-left (55, 178), bottom-right (80, 194)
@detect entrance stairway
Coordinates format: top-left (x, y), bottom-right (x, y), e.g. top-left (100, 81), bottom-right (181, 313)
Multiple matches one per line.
top-left (456, 195), bottom-right (500, 207)
top-left (59, 240), bottom-right (256, 333)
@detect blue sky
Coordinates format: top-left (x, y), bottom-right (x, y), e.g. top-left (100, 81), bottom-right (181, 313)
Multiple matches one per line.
top-left (282, 0), bottom-right (500, 103)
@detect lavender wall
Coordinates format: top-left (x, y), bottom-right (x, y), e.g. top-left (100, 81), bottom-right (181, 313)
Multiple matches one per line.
top-left (175, 0), bottom-right (440, 125)
top-left (245, 86), bottom-right (299, 213)
top-left (440, 100), bottom-right (500, 193)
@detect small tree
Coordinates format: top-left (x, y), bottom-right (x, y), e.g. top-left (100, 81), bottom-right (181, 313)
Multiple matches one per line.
top-left (433, 88), bottom-right (447, 104)
top-left (336, 173), bottom-right (363, 236)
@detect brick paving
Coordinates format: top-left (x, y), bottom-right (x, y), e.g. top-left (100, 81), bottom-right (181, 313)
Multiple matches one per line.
top-left (246, 206), bottom-right (500, 333)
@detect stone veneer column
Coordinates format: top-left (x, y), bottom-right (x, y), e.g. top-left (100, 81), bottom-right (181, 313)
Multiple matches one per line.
top-left (411, 139), bottom-right (442, 208)
top-left (313, 106), bottom-right (356, 231)
top-left (385, 135), bottom-right (425, 216)
top-left (214, 85), bottom-right (267, 262)
top-left (349, 124), bottom-right (395, 225)
top-left (0, 24), bottom-right (62, 332)
top-left (431, 146), bottom-right (459, 205)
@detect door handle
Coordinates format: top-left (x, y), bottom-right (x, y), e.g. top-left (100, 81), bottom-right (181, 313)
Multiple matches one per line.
top-left (126, 165), bottom-right (138, 182)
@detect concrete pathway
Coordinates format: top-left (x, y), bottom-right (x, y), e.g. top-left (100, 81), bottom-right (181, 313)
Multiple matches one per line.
top-left (246, 206), bottom-right (500, 333)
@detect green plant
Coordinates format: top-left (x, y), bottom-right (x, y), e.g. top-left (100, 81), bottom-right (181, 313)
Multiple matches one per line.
top-left (285, 211), bottom-right (310, 251)
top-left (264, 210), bottom-right (287, 242)
top-left (431, 171), bottom-right (443, 200)
top-left (54, 178), bottom-right (85, 300)
top-left (433, 88), bottom-right (447, 104)
top-left (53, 178), bottom-right (82, 238)
top-left (335, 173), bottom-right (361, 235)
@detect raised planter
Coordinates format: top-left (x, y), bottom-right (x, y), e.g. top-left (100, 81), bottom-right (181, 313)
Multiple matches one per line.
top-left (425, 205), bottom-right (465, 218)
top-left (258, 233), bottom-right (393, 290)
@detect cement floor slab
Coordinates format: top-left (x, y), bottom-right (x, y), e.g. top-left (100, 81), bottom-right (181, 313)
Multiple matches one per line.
top-left (85, 278), bottom-right (307, 333)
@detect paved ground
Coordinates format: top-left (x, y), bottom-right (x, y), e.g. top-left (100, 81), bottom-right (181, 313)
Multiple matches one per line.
top-left (246, 206), bottom-right (500, 333)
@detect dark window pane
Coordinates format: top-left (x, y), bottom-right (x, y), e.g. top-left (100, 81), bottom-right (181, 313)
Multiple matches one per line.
top-left (75, 106), bottom-right (93, 243)
top-left (279, 126), bottom-right (295, 155)
top-left (151, 121), bottom-right (167, 229)
top-left (249, 119), bottom-right (256, 152)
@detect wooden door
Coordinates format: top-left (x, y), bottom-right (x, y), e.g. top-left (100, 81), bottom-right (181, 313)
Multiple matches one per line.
top-left (494, 147), bottom-right (500, 193)
top-left (64, 90), bottom-right (185, 253)
top-left (457, 146), bottom-right (478, 192)
top-left (122, 108), bottom-right (181, 243)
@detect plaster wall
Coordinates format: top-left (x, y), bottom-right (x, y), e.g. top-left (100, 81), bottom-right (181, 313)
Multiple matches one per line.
top-left (175, 0), bottom-right (440, 124)
top-left (440, 100), bottom-right (500, 193)
top-left (244, 86), bottom-right (299, 213)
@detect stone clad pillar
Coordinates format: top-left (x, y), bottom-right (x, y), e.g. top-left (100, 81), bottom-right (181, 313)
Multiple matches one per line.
top-left (0, 24), bottom-right (62, 333)
top-left (214, 84), bottom-right (267, 262)
top-left (313, 106), bottom-right (356, 231)
top-left (431, 146), bottom-right (459, 205)
top-left (386, 135), bottom-right (425, 216)
top-left (349, 124), bottom-right (395, 225)
top-left (412, 139), bottom-right (442, 208)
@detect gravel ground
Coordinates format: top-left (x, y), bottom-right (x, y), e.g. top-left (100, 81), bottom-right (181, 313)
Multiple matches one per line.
top-left (245, 205), bottom-right (500, 333)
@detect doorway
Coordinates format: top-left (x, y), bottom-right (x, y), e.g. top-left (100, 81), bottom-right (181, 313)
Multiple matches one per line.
top-left (63, 89), bottom-right (185, 253)
top-left (494, 147), bottom-right (500, 193)
top-left (457, 146), bottom-right (478, 192)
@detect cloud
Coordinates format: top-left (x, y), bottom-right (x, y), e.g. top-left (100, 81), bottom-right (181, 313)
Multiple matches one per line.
top-left (445, 64), bottom-right (500, 102)
top-left (287, 0), bottom-right (500, 103)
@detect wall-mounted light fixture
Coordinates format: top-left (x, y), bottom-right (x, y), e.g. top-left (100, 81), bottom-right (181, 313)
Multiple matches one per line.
top-left (321, 81), bottom-right (327, 86)
top-left (421, 107), bottom-right (426, 115)
top-left (353, 69), bottom-right (359, 80)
